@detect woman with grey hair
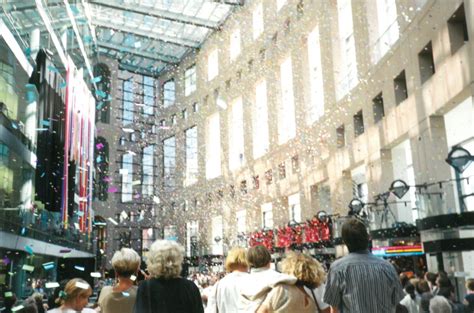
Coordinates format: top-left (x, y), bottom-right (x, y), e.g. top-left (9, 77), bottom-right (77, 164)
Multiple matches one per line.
top-left (429, 296), bottom-right (452, 313)
top-left (133, 240), bottom-right (203, 313)
top-left (99, 248), bottom-right (141, 313)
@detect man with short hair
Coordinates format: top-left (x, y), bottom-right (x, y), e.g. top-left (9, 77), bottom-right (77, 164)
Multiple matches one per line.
top-left (323, 218), bottom-right (404, 313)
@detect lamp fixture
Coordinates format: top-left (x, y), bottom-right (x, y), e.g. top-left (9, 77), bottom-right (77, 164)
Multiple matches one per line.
top-left (446, 146), bottom-right (474, 174)
top-left (390, 179), bottom-right (410, 199)
top-left (348, 198), bottom-right (365, 216)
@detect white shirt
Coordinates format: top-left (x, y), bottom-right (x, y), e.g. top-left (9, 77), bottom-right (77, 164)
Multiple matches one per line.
top-left (206, 271), bottom-right (249, 313)
top-left (47, 308), bottom-right (96, 313)
top-left (400, 294), bottom-right (419, 313)
top-left (305, 284), bottom-right (331, 311)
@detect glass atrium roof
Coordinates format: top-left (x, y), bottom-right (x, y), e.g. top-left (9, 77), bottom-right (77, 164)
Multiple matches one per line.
top-left (1, 0), bottom-right (242, 75)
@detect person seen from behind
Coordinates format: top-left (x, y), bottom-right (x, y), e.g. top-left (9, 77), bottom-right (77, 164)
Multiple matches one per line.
top-left (464, 278), bottom-right (474, 313)
top-left (400, 283), bottom-right (419, 313)
top-left (46, 278), bottom-right (94, 313)
top-left (239, 245), bottom-right (296, 312)
top-left (205, 247), bottom-right (249, 313)
top-left (98, 248), bottom-right (141, 313)
top-left (133, 240), bottom-right (204, 313)
top-left (429, 296), bottom-right (452, 313)
top-left (256, 252), bottom-right (330, 313)
top-left (323, 218), bottom-right (404, 313)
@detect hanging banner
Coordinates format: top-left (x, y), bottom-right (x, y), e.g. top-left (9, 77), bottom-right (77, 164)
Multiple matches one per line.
top-left (62, 56), bottom-right (96, 233)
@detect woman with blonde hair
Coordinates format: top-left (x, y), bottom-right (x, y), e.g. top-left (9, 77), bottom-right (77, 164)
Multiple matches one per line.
top-left (133, 240), bottom-right (203, 313)
top-left (98, 248), bottom-right (141, 313)
top-left (256, 252), bottom-right (330, 313)
top-left (206, 247), bottom-right (249, 313)
top-left (47, 278), bottom-right (94, 313)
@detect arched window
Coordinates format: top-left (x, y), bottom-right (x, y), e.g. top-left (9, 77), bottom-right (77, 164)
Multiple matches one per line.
top-left (93, 63), bottom-right (111, 123)
top-left (94, 136), bottom-right (109, 201)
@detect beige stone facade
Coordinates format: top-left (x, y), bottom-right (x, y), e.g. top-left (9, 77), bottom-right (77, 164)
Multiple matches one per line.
top-left (149, 0), bottom-right (474, 255)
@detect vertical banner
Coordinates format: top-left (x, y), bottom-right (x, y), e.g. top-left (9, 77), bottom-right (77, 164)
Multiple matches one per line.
top-left (62, 56), bottom-right (96, 233)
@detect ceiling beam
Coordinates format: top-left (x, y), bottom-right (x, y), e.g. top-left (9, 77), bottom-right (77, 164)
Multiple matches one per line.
top-left (93, 20), bottom-right (200, 49)
top-left (117, 62), bottom-right (166, 77)
top-left (89, 0), bottom-right (219, 30)
top-left (97, 41), bottom-right (179, 65)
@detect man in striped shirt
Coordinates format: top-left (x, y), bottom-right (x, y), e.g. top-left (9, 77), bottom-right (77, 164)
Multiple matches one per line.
top-left (323, 218), bottom-right (404, 313)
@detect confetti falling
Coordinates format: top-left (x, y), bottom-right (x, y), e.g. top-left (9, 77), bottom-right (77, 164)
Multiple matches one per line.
top-left (0, 0), bottom-right (473, 299)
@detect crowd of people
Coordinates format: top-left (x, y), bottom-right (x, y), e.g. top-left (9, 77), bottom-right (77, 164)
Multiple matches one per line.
top-left (2, 218), bottom-right (474, 313)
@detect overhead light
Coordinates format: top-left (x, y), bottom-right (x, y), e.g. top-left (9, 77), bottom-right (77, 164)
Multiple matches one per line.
top-left (446, 146), bottom-right (474, 174)
top-left (348, 198), bottom-right (365, 216)
top-left (390, 180), bottom-right (409, 199)
top-left (316, 210), bottom-right (329, 222)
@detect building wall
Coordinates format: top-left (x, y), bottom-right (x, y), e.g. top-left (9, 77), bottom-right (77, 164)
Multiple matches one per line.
top-left (149, 0), bottom-right (474, 255)
top-left (92, 57), bottom-right (158, 266)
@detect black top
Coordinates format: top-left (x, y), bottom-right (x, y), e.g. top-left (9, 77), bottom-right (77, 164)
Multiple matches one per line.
top-left (133, 277), bottom-right (204, 313)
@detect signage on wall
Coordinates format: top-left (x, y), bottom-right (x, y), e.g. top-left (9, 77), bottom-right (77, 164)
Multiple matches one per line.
top-left (372, 245), bottom-right (424, 257)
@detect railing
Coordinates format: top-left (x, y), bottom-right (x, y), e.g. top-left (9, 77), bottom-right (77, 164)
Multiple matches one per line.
top-left (0, 110), bottom-right (35, 152)
top-left (0, 210), bottom-right (93, 253)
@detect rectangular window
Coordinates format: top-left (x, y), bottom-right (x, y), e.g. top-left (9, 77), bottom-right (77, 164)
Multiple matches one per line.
top-left (240, 180), bottom-right (247, 194)
top-left (253, 80), bottom-right (270, 158)
top-left (185, 65), bottom-right (196, 96)
top-left (448, 4), bottom-right (469, 54)
top-left (352, 165), bottom-right (368, 204)
top-left (123, 80), bottom-right (134, 125)
top-left (278, 162), bottom-right (286, 179)
top-left (392, 140), bottom-right (418, 223)
top-left (253, 3), bottom-right (264, 40)
top-left (394, 70), bottom-right (408, 105)
top-left (265, 169), bottom-right (273, 185)
top-left (142, 145), bottom-right (154, 196)
top-left (307, 26), bottom-right (325, 124)
top-left (229, 97), bottom-right (245, 170)
top-left (163, 136), bottom-right (176, 190)
top-left (236, 210), bottom-right (246, 233)
top-left (372, 92), bottom-right (385, 123)
top-left (371, 0), bottom-right (399, 63)
top-left (337, 124), bottom-right (345, 148)
top-left (253, 175), bottom-right (260, 189)
top-left (278, 56), bottom-right (296, 144)
top-left (261, 203), bottom-right (273, 228)
top-left (143, 76), bottom-right (154, 116)
top-left (230, 29), bottom-right (241, 61)
top-left (163, 79), bottom-right (175, 108)
top-left (418, 41), bottom-right (435, 84)
top-left (186, 221), bottom-right (199, 257)
top-left (208, 49), bottom-right (219, 81)
top-left (335, 0), bottom-right (358, 100)
top-left (354, 110), bottom-right (364, 137)
top-left (206, 113), bottom-right (221, 179)
top-left (291, 155), bottom-right (299, 172)
top-left (121, 153), bottom-right (133, 202)
top-left (212, 216), bottom-right (223, 255)
top-left (185, 126), bottom-right (198, 186)
top-left (288, 193), bottom-right (302, 223)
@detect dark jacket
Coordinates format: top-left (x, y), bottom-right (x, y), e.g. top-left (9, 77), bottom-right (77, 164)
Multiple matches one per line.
top-left (133, 277), bottom-right (203, 313)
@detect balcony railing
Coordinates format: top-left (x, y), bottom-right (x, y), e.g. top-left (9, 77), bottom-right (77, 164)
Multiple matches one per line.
top-left (0, 210), bottom-right (93, 253)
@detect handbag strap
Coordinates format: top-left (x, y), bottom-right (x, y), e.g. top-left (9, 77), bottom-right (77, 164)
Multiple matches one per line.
top-left (310, 288), bottom-right (322, 313)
